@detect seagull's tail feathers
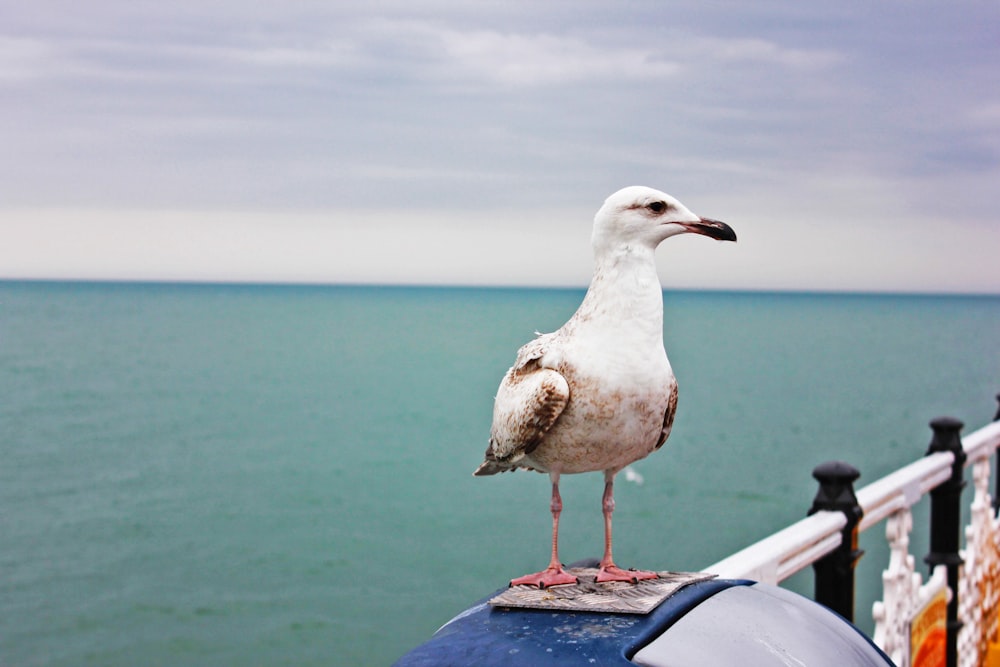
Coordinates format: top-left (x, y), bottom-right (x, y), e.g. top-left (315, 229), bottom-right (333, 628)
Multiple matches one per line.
top-left (473, 460), bottom-right (514, 476)
top-left (473, 442), bottom-right (521, 476)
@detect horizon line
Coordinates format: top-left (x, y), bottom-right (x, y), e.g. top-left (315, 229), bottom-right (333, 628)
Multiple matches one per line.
top-left (2, 276), bottom-right (999, 299)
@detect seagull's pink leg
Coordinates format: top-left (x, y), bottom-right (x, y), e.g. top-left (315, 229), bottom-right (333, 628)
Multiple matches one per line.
top-left (510, 474), bottom-right (579, 588)
top-left (596, 472), bottom-right (658, 584)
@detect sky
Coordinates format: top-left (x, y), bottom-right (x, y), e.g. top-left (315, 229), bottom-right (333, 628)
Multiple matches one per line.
top-left (2, 1), bottom-right (999, 293)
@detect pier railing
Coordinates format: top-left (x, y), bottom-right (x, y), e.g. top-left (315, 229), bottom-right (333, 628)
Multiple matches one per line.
top-left (707, 395), bottom-right (1000, 667)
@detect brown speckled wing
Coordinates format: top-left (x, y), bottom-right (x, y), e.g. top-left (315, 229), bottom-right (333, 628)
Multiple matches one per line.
top-left (655, 383), bottom-right (679, 450)
top-left (488, 357), bottom-right (569, 464)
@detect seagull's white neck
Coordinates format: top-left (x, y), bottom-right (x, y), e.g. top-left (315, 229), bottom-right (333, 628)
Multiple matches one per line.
top-left (572, 243), bottom-right (664, 342)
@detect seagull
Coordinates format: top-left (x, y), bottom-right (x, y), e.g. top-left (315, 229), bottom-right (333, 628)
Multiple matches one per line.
top-left (474, 186), bottom-right (736, 588)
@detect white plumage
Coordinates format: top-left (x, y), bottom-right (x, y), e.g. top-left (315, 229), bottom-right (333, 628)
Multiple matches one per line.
top-left (475, 185), bottom-right (736, 588)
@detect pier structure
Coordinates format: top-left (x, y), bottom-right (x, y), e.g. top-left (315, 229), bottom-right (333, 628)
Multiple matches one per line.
top-left (709, 396), bottom-right (1000, 667)
top-left (398, 394), bottom-right (1000, 666)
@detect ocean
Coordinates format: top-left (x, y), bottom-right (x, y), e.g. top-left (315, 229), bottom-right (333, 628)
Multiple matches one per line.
top-left (2, 281), bottom-right (999, 666)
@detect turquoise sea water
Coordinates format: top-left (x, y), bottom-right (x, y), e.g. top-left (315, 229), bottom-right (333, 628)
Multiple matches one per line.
top-left (2, 281), bottom-right (999, 665)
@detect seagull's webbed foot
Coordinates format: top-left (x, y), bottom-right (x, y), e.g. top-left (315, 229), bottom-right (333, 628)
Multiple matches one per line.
top-left (510, 566), bottom-right (579, 589)
top-left (595, 565), bottom-right (659, 584)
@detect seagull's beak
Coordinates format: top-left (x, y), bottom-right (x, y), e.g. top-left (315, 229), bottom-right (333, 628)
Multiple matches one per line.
top-left (681, 218), bottom-right (737, 242)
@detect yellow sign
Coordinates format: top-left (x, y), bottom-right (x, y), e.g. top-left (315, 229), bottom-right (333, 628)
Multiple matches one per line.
top-left (910, 587), bottom-right (948, 667)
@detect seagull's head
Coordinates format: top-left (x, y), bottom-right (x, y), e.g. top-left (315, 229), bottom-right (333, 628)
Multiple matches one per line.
top-left (592, 186), bottom-right (736, 254)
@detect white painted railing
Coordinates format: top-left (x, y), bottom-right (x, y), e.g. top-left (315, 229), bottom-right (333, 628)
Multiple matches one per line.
top-left (706, 417), bottom-right (1000, 667)
top-left (708, 511), bottom-right (846, 584)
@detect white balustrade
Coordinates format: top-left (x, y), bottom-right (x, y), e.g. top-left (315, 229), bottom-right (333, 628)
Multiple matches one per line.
top-left (706, 417), bottom-right (1000, 667)
top-left (871, 507), bottom-right (950, 666)
top-left (957, 458), bottom-right (1000, 667)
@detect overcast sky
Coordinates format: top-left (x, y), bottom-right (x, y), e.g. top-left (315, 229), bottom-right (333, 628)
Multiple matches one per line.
top-left (2, 1), bottom-right (998, 292)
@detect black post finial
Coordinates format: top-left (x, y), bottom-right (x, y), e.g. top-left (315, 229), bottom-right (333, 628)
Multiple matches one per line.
top-left (926, 416), bottom-right (967, 460)
top-left (924, 416), bottom-right (965, 667)
top-left (809, 460), bottom-right (864, 622)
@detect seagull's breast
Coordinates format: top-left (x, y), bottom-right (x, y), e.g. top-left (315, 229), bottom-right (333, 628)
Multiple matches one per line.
top-left (526, 328), bottom-right (676, 474)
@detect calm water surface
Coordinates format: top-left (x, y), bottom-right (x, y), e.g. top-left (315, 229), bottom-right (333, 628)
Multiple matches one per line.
top-left (2, 282), bottom-right (999, 665)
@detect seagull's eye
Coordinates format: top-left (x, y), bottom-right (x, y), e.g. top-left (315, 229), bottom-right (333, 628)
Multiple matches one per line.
top-left (647, 201), bottom-right (667, 213)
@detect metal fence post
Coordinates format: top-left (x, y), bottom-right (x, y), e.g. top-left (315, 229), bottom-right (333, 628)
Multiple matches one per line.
top-left (809, 460), bottom-right (864, 622)
top-left (924, 416), bottom-right (966, 667)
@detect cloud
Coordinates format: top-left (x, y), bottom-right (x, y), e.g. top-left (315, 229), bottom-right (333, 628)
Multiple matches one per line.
top-left (434, 28), bottom-right (680, 87)
top-left (198, 19), bottom-right (686, 89)
top-left (967, 102), bottom-right (1000, 127)
top-left (0, 36), bottom-right (55, 81)
top-left (684, 34), bottom-right (844, 70)
top-left (18, 16), bottom-right (838, 96)
top-left (1, 2), bottom-right (998, 292)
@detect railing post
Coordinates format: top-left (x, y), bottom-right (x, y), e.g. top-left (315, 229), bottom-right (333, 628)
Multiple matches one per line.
top-left (924, 416), bottom-right (966, 667)
top-left (809, 460), bottom-right (864, 621)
